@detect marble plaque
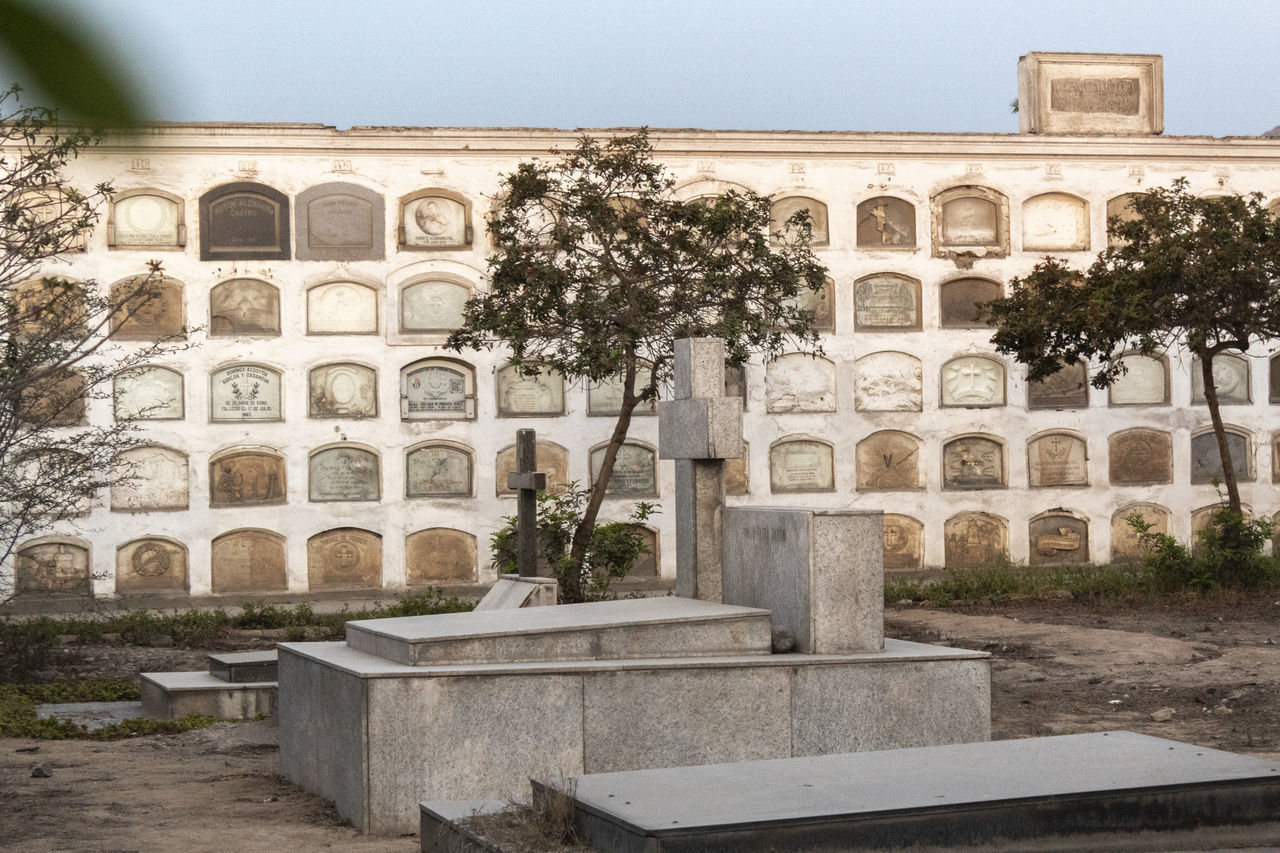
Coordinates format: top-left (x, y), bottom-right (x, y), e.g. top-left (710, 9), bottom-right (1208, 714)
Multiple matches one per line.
top-left (882, 514), bottom-right (924, 571)
top-left (1191, 354), bottom-right (1250, 404)
top-left (783, 277), bottom-right (833, 332)
top-left (115, 538), bottom-right (187, 593)
top-left (210, 452), bottom-right (286, 507)
top-left (766, 354), bottom-right (836, 413)
top-left (209, 279), bottom-right (280, 336)
top-left (200, 184), bottom-right (289, 260)
top-left (769, 439), bottom-right (834, 493)
top-left (210, 530), bottom-right (287, 593)
top-left (113, 193), bottom-right (180, 247)
top-left (403, 362), bottom-right (471, 418)
top-left (1111, 503), bottom-right (1169, 564)
top-left (943, 436), bottom-right (1005, 489)
top-left (406, 443), bottom-right (473, 497)
top-left (1028, 360), bottom-right (1089, 409)
top-left (115, 366), bottom-right (184, 421)
top-left (307, 528), bottom-right (382, 589)
top-left (770, 196), bottom-right (828, 246)
top-left (1027, 433), bottom-right (1088, 486)
top-left (401, 280), bottom-right (470, 332)
top-left (1108, 354), bottom-right (1166, 405)
top-left (112, 446), bottom-right (189, 511)
top-left (854, 351), bottom-right (922, 412)
top-left (1109, 428), bottom-right (1173, 485)
top-left (629, 527), bottom-right (659, 577)
top-left (112, 276), bottom-right (184, 339)
top-left (856, 430), bottom-right (922, 491)
top-left (20, 370), bottom-right (85, 426)
top-left (1018, 53), bottom-right (1162, 135)
top-left (405, 528), bottom-right (477, 584)
top-left (16, 542), bottom-right (90, 593)
top-left (309, 447), bottom-right (380, 502)
top-left (496, 364), bottom-right (565, 416)
top-left (1106, 194), bottom-right (1145, 248)
top-left (210, 364), bottom-right (282, 421)
top-left (1029, 513), bottom-right (1089, 566)
top-left (1271, 356), bottom-right (1280, 403)
top-left (588, 364), bottom-right (656, 416)
top-left (941, 196), bottom-right (998, 246)
top-left (497, 441), bottom-right (568, 496)
top-left (307, 281), bottom-right (377, 334)
top-left (941, 356), bottom-right (1005, 407)
top-left (944, 512), bottom-right (1007, 569)
top-left (296, 182), bottom-right (384, 261)
top-left (856, 197), bottom-right (915, 248)
top-left (310, 363), bottom-right (376, 418)
top-left (1191, 430), bottom-right (1251, 484)
top-left (725, 442), bottom-right (749, 496)
top-left (402, 195), bottom-right (468, 247)
top-left (590, 443), bottom-right (657, 497)
top-left (854, 274), bottom-right (920, 330)
top-left (1022, 193), bottom-right (1089, 251)
top-left (939, 278), bottom-right (1001, 328)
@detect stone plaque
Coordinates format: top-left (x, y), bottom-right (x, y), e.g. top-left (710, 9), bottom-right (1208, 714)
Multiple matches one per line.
top-left (766, 354), bottom-right (836, 413)
top-left (114, 366), bottom-right (183, 420)
top-left (16, 541), bottom-right (90, 594)
top-left (19, 369), bottom-right (85, 426)
top-left (496, 365), bottom-right (564, 416)
top-left (111, 276), bottom-right (185, 339)
top-left (939, 278), bottom-right (1001, 328)
top-left (296, 182), bottom-right (385, 261)
top-left (942, 196), bottom-right (998, 246)
top-left (1028, 360), bottom-right (1089, 409)
top-left (1029, 513), bottom-right (1089, 566)
top-left (210, 530), bottom-right (287, 593)
top-left (116, 538), bottom-right (187, 593)
top-left (941, 356), bottom-right (1005, 407)
top-left (770, 196), bottom-right (828, 246)
top-left (209, 279), bottom-right (280, 336)
top-left (405, 528), bottom-right (477, 584)
top-left (725, 442), bottom-right (749, 496)
top-left (1191, 430), bottom-right (1251, 484)
top-left (782, 277), bottom-right (833, 332)
top-left (1191, 354), bottom-right (1250, 404)
top-left (18, 450), bottom-right (90, 516)
top-left (1028, 433), bottom-right (1088, 487)
top-left (1022, 193), bottom-right (1089, 251)
top-left (403, 362), bottom-right (471, 418)
top-left (1271, 356), bottom-right (1280, 403)
top-left (406, 443), bottom-right (473, 497)
top-left (882, 514), bottom-right (924, 571)
top-left (112, 446), bottom-right (189, 511)
top-left (944, 512), bottom-right (1007, 569)
top-left (310, 363), bottom-right (377, 418)
top-left (401, 280), bottom-right (470, 332)
top-left (200, 183), bottom-right (289, 261)
top-left (854, 274), bottom-right (920, 330)
top-left (856, 197), bottom-right (915, 248)
top-left (590, 443), bottom-right (657, 497)
top-left (629, 527), bottom-right (659, 577)
top-left (769, 439), bottom-right (834, 493)
top-left (1017, 53), bottom-right (1162, 135)
top-left (856, 430), bottom-right (922, 491)
top-left (943, 436), bottom-right (1005, 489)
top-left (1106, 194), bottom-right (1146, 248)
top-left (1108, 354), bottom-right (1166, 405)
top-left (210, 364), bottom-right (282, 421)
top-left (1191, 505), bottom-right (1253, 555)
top-left (854, 351), bottom-right (922, 412)
top-left (309, 447), bottom-right (380, 502)
top-left (210, 452), bottom-right (286, 507)
top-left (113, 193), bottom-right (180, 246)
top-left (497, 441), bottom-right (568, 496)
top-left (307, 528), bottom-right (382, 589)
top-left (588, 364), bottom-right (656, 416)
top-left (1109, 429), bottom-right (1173, 485)
top-left (1111, 503), bottom-right (1169, 564)
top-left (307, 281), bottom-right (377, 334)
top-left (402, 195), bottom-right (468, 248)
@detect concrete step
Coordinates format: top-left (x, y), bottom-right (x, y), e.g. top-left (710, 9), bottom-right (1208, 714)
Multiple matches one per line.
top-left (208, 650), bottom-right (278, 683)
top-left (346, 597), bottom-right (772, 666)
top-left (140, 671), bottom-right (275, 720)
top-left (558, 731), bottom-right (1280, 852)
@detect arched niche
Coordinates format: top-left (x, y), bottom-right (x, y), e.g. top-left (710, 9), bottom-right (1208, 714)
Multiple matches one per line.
top-left (856, 430), bottom-right (923, 491)
top-left (765, 353), bottom-right (836, 413)
top-left (1108, 428), bottom-right (1173, 485)
top-left (671, 177), bottom-right (756, 203)
top-left (1027, 431), bottom-right (1088, 487)
top-left (626, 526), bottom-right (660, 577)
top-left (406, 528), bottom-right (477, 584)
top-left (854, 351), bottom-right (922, 412)
top-left (882, 514), bottom-right (924, 571)
top-left (400, 276), bottom-right (472, 334)
top-left (1191, 353), bottom-right (1250, 404)
top-left (1191, 426), bottom-right (1253, 484)
top-left (770, 195), bottom-right (828, 246)
top-left (109, 275), bottom-right (186, 339)
top-left (495, 363), bottom-right (565, 417)
top-left (209, 278), bottom-right (280, 337)
top-left (16, 448), bottom-right (92, 516)
top-left (401, 358), bottom-right (475, 420)
top-left (399, 188), bottom-right (472, 249)
top-left (306, 280), bottom-right (378, 334)
top-left (1192, 504), bottom-right (1254, 556)
top-left (13, 277), bottom-right (87, 338)
top-left (1107, 353), bottom-right (1168, 406)
top-left (1111, 503), bottom-right (1170, 564)
top-left (307, 528), bottom-right (382, 590)
top-left (112, 445), bottom-right (189, 511)
top-left (496, 441), bottom-right (568, 497)
top-left (199, 181), bottom-right (290, 261)
top-left (19, 188), bottom-right (88, 251)
top-left (856, 196), bottom-right (916, 248)
top-left (943, 512), bottom-right (1007, 569)
top-left (1270, 354), bottom-right (1280, 403)
top-left (1021, 192), bottom-right (1089, 251)
top-left (116, 537), bottom-right (188, 593)
top-left (295, 182), bottom-right (385, 261)
top-left (210, 528), bottom-right (287, 593)
top-left (931, 186), bottom-right (1009, 262)
top-left (854, 273), bottom-right (920, 331)
top-left (19, 368), bottom-right (86, 427)
top-left (1106, 193), bottom-right (1148, 248)
top-left (588, 360), bottom-right (656, 417)
top-left (942, 434), bottom-right (1006, 489)
top-left (589, 441), bottom-right (658, 497)
top-left (209, 448), bottom-right (286, 507)
top-left (940, 355), bottom-right (1005, 407)
top-left (939, 277), bottom-right (1001, 329)
top-left (768, 436), bottom-right (834, 493)
top-left (1029, 509), bottom-right (1090, 566)
top-left (15, 537), bottom-right (91, 594)
top-left (309, 363), bottom-right (377, 418)
top-left (308, 445), bottom-right (381, 502)
top-left (1027, 360), bottom-right (1089, 409)
top-left (209, 363), bottom-right (283, 422)
top-left (782, 276), bottom-right (834, 333)
top-left (108, 188), bottom-right (185, 250)
top-left (406, 441), bottom-right (474, 498)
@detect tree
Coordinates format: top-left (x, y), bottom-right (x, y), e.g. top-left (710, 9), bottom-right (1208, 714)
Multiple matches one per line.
top-left (985, 179), bottom-right (1280, 521)
top-left (448, 130), bottom-right (827, 598)
top-left (0, 86), bottom-right (180, 600)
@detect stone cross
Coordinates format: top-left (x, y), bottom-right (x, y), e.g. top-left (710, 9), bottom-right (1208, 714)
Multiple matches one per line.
top-left (506, 429), bottom-right (546, 578)
top-left (658, 338), bottom-right (743, 601)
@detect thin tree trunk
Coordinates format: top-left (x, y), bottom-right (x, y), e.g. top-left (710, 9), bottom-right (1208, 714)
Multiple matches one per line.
top-left (1199, 349), bottom-right (1242, 514)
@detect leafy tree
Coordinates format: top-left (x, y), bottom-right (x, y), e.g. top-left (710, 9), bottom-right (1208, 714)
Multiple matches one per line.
top-left (449, 130), bottom-right (827, 590)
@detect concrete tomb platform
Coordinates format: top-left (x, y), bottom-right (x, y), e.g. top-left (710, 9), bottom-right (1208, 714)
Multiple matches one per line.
top-left (558, 731), bottom-right (1280, 852)
top-left (208, 649), bottom-right (278, 683)
top-left (345, 596), bottom-right (772, 666)
top-left (141, 670), bottom-right (276, 720)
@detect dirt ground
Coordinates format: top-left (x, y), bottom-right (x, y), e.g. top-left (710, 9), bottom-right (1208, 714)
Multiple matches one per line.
top-left (2, 595), bottom-right (1279, 851)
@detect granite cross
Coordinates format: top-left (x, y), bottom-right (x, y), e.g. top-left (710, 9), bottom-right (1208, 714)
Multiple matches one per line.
top-left (506, 428), bottom-right (546, 578)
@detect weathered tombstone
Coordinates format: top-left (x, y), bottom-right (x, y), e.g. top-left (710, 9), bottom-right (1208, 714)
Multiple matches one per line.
top-left (400, 193), bottom-right (470, 248)
top-left (1021, 192), bottom-right (1089, 251)
top-left (856, 197), bottom-right (915, 247)
top-left (496, 364), bottom-right (564, 416)
top-left (769, 437), bottom-right (835, 493)
top-left (1029, 511), bottom-right (1090, 565)
top-left (932, 187), bottom-right (1009, 262)
top-left (1191, 429), bottom-right (1252, 483)
top-left (114, 366), bottom-right (184, 420)
top-left (882, 514), bottom-right (924, 570)
top-left (1108, 354), bottom-right (1167, 405)
top-left (939, 278), bottom-right (1001, 328)
top-left (209, 451), bottom-right (286, 507)
top-left (943, 436), bottom-right (1005, 489)
top-left (309, 363), bottom-right (377, 418)
top-left (589, 442), bottom-right (657, 497)
top-left (306, 281), bottom-right (378, 334)
top-left (110, 276), bottom-right (186, 339)
top-left (401, 360), bottom-right (473, 419)
top-left (16, 540), bottom-right (90, 594)
top-left (497, 441), bottom-right (567, 497)
top-left (1027, 433), bottom-right (1088, 487)
top-left (1027, 360), bottom-right (1089, 409)
top-left (401, 279), bottom-right (470, 332)
top-left (944, 512), bottom-right (1008, 568)
top-left (1109, 428), bottom-right (1173, 484)
top-left (405, 528), bottom-right (477, 584)
top-left (309, 447), bottom-right (380, 502)
top-left (112, 446), bottom-right (189, 511)
top-left (765, 354), bottom-right (837, 413)
top-left (508, 429), bottom-right (546, 578)
top-left (210, 364), bottom-right (283, 421)
top-left (782, 277), bottom-right (833, 332)
top-left (856, 430), bottom-right (922, 491)
top-left (1111, 503), bottom-right (1170, 564)
top-left (853, 274), bottom-right (920, 330)
top-left (1106, 194), bottom-right (1147, 249)
top-left (209, 279), bottom-right (280, 336)
top-left (295, 182), bottom-right (384, 261)
top-left (588, 363), bottom-right (656, 416)
top-left (770, 196), bottom-right (828, 246)
top-left (116, 538), bottom-right (188, 593)
top-left (1017, 52), bottom-right (1163, 136)
top-left (1191, 354), bottom-right (1250, 404)
top-left (210, 529), bottom-right (287, 593)
top-left (854, 351), bottom-right (923, 412)
top-left (941, 356), bottom-right (1005, 407)
top-left (110, 190), bottom-right (182, 248)
top-left (307, 528), bottom-right (382, 589)
top-left (629, 527), bottom-right (659, 577)
top-left (406, 443), bottom-right (473, 497)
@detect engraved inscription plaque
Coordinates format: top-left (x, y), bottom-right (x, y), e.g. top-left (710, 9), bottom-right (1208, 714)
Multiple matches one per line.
top-left (296, 182), bottom-right (384, 261)
top-left (1191, 354), bottom-right (1250, 404)
top-left (401, 280), bottom-right (470, 332)
top-left (112, 446), bottom-right (189, 511)
top-left (769, 439), bottom-right (834, 493)
top-left (210, 452), bottom-right (285, 507)
top-left (589, 443), bottom-right (657, 496)
top-left (1028, 360), bottom-right (1089, 409)
top-left (496, 364), bottom-right (564, 416)
top-left (1018, 53), bottom-right (1162, 135)
top-left (882, 514), bottom-right (924, 571)
top-left (210, 364), bottom-right (282, 421)
top-left (1022, 193), bottom-right (1089, 251)
top-left (307, 528), bottom-right (382, 589)
top-left (854, 274), bottom-right (920, 330)
top-left (770, 196), bottom-right (828, 246)
top-left (766, 354), bottom-right (836, 413)
top-left (1109, 428), bottom-right (1173, 485)
top-left (854, 351), bottom-right (922, 412)
top-left (941, 197), bottom-right (998, 246)
top-left (111, 276), bottom-right (185, 339)
top-left (405, 528), bottom-right (477, 584)
top-left (114, 366), bottom-right (183, 420)
top-left (497, 441), bottom-right (568, 496)
top-left (856, 197), bottom-right (915, 247)
top-left (16, 542), bottom-right (90, 593)
top-left (403, 361), bottom-right (470, 418)
top-left (402, 195), bottom-right (468, 247)
top-left (309, 447), bottom-right (380, 502)
top-left (856, 431), bottom-right (921, 491)
top-left (200, 183), bottom-right (289, 260)
top-left (1029, 513), bottom-right (1089, 566)
top-left (406, 443), bottom-right (472, 497)
top-left (1111, 503), bottom-right (1169, 563)
top-left (1108, 354), bottom-right (1166, 405)
top-left (1051, 77), bottom-right (1140, 115)
top-left (1191, 430), bottom-right (1251, 484)
top-left (944, 512), bottom-right (1007, 569)
top-left (588, 364), bottom-right (656, 416)
top-left (310, 363), bottom-right (376, 418)
top-left (209, 279), bottom-right (280, 336)
top-left (307, 281), bottom-right (377, 334)
top-left (211, 530), bottom-right (287, 593)
top-left (113, 193), bottom-right (180, 247)
top-left (19, 370), bottom-right (85, 426)
top-left (1028, 433), bottom-right (1088, 487)
top-left (941, 356), bottom-right (1004, 407)
top-left (940, 278), bottom-right (1000, 328)
top-left (943, 436), bottom-right (1005, 489)
top-left (116, 538), bottom-right (187, 593)
top-left (725, 442), bottom-right (749, 495)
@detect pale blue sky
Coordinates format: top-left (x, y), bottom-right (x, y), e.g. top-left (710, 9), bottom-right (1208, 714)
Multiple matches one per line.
top-left (18, 0), bottom-right (1280, 135)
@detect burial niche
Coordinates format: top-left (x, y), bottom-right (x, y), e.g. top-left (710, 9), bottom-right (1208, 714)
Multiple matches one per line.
top-left (401, 358), bottom-right (475, 420)
top-left (19, 369), bottom-right (86, 426)
top-left (1027, 360), bottom-right (1089, 409)
top-left (209, 449), bottom-right (286, 507)
top-left (211, 529), bottom-right (287, 593)
top-left (1111, 503), bottom-right (1170, 564)
top-left (1191, 427), bottom-right (1252, 484)
top-left (295, 182), bottom-right (384, 261)
top-left (782, 276), bottom-right (834, 332)
top-left (1021, 192), bottom-right (1089, 251)
top-left (768, 436), bottom-right (834, 493)
top-left (199, 182), bottom-right (289, 261)
top-left (770, 196), bottom-right (829, 246)
top-left (941, 355), bottom-right (1005, 407)
top-left (725, 442), bottom-right (749, 496)
top-left (765, 353), bottom-right (836, 413)
top-left (588, 361), bottom-right (656, 417)
top-left (309, 446), bottom-right (380, 502)
top-left (931, 186), bottom-right (1009, 261)
top-left (406, 441), bottom-right (473, 498)
top-left (310, 363), bottom-right (377, 418)
top-left (1192, 505), bottom-right (1253, 556)
top-left (854, 351), bottom-right (922, 412)
top-left (1274, 432), bottom-right (1280, 482)
top-left (939, 278), bottom-right (1001, 328)
top-left (589, 442), bottom-right (657, 497)
top-left (856, 196), bottom-right (915, 248)
top-left (210, 364), bottom-right (282, 422)
top-left (943, 435), bottom-right (1006, 489)
top-left (308, 528), bottom-right (382, 590)
top-left (112, 446), bottom-right (189, 511)
top-left (629, 527), bottom-right (659, 577)
top-left (854, 273), bottom-right (920, 330)
top-left (1191, 354), bottom-right (1250, 405)
top-left (406, 528), bottom-right (477, 584)
top-left (400, 278), bottom-right (471, 333)
top-left (114, 366), bottom-right (183, 421)
top-left (1109, 428), bottom-right (1173, 485)
top-left (399, 190), bottom-right (471, 249)
top-left (882, 514), bottom-right (924, 571)
top-left (1106, 193), bottom-right (1147, 248)
top-left (306, 281), bottom-right (378, 334)
top-left (496, 441), bottom-right (568, 496)
top-left (856, 430), bottom-right (923, 491)
top-left (116, 538), bottom-right (188, 593)
top-left (1027, 432), bottom-right (1088, 487)
top-left (495, 363), bottom-right (565, 417)
top-left (18, 450), bottom-right (91, 516)
top-left (16, 540), bottom-right (90, 594)
top-left (944, 512), bottom-right (1007, 569)
top-left (1029, 510), bottom-right (1090, 566)
top-left (109, 189), bottom-right (184, 249)
top-left (1271, 355), bottom-right (1280, 403)
top-left (209, 279), bottom-right (280, 336)
top-left (1107, 354), bottom-right (1167, 405)
top-left (110, 276), bottom-right (185, 339)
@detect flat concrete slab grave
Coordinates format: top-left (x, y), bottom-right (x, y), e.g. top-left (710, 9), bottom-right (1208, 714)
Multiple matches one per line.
top-left (562, 731), bottom-right (1280, 852)
top-left (208, 650), bottom-right (278, 683)
top-left (36, 701), bottom-right (148, 731)
top-left (345, 597), bottom-right (772, 665)
top-left (141, 671), bottom-right (276, 720)
top-left (419, 799), bottom-right (509, 853)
